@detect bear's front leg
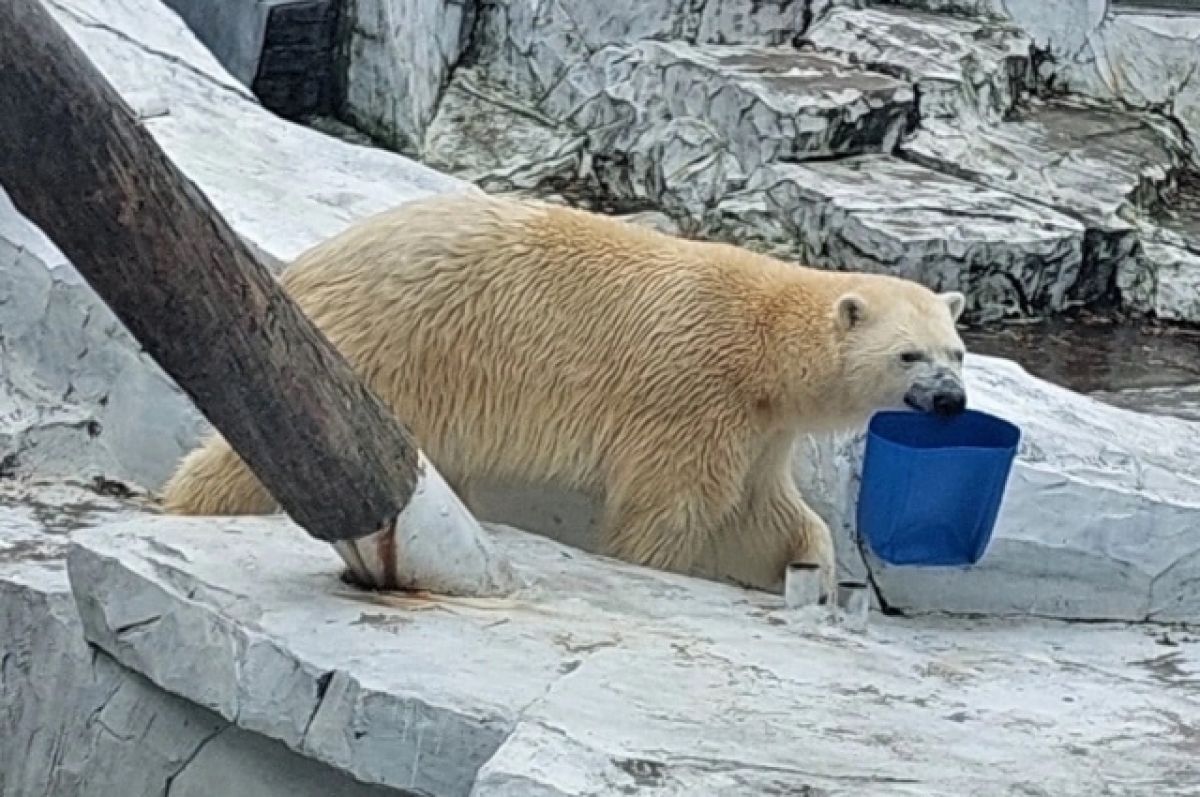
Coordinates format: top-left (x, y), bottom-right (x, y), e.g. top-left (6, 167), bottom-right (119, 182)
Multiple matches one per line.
top-left (699, 466), bottom-right (837, 596)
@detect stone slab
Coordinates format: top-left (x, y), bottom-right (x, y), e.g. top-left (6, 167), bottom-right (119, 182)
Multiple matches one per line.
top-left (726, 155), bottom-right (1086, 321)
top-left (903, 100), bottom-right (1190, 305)
top-left (803, 6), bottom-right (1030, 124)
top-left (996, 0), bottom-right (1200, 170)
top-left (904, 101), bottom-right (1187, 232)
top-left (0, 0), bottom-right (468, 492)
top-left (0, 486), bottom-right (409, 797)
top-left (68, 516), bottom-right (1200, 797)
top-left (472, 0), bottom-right (811, 105)
top-left (545, 42), bottom-right (915, 175)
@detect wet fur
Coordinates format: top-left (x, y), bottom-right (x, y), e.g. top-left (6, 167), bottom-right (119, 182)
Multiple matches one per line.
top-left (161, 192), bottom-right (964, 592)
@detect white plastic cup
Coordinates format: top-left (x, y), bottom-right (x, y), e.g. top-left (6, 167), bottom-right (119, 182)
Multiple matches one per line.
top-left (784, 561), bottom-right (823, 609)
top-left (836, 580), bottom-right (869, 633)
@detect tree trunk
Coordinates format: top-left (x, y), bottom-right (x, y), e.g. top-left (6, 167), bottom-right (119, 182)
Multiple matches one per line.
top-left (0, 0), bottom-right (419, 546)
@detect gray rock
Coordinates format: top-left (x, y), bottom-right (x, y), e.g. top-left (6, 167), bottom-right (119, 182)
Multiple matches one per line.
top-left (594, 116), bottom-right (744, 231)
top-left (803, 6), bottom-right (1030, 125)
top-left (904, 100), bottom-right (1190, 305)
top-left (67, 515), bottom-right (1200, 796)
top-left (338, 0), bottom-right (476, 152)
top-left (421, 69), bottom-right (588, 198)
top-left (993, 0), bottom-right (1200, 169)
top-left (0, 190), bottom-right (207, 489)
top-left (0, 484), bottom-right (211, 797)
top-left (1137, 235), bottom-right (1200, 325)
top-left (0, 483), bottom-right (413, 797)
top-left (713, 155), bottom-right (1085, 321)
top-left (1134, 175), bottom-right (1200, 324)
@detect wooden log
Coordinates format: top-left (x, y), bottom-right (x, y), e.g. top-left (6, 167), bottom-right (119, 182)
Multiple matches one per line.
top-left (0, 0), bottom-right (419, 545)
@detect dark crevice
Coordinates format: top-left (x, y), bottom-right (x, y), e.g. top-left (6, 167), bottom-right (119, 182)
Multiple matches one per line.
top-left (113, 614), bottom-right (163, 636)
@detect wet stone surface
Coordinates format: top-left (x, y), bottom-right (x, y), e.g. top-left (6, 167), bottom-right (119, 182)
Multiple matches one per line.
top-left (964, 318), bottom-right (1200, 422)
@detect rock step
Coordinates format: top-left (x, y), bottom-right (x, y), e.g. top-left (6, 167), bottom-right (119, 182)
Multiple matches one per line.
top-left (474, 0), bottom-right (816, 108)
top-left (541, 40), bottom-right (916, 175)
top-left (902, 100), bottom-right (1192, 308)
top-left (801, 5), bottom-right (1031, 126)
top-left (707, 155), bottom-right (1085, 322)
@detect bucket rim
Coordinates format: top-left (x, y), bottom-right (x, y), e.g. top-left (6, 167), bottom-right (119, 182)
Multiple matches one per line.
top-left (866, 408), bottom-right (1021, 453)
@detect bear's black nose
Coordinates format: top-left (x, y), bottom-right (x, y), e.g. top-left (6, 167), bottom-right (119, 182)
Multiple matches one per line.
top-left (933, 391), bottom-right (967, 417)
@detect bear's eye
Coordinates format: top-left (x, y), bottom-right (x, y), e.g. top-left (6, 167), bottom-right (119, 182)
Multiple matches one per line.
top-left (899, 351), bottom-right (927, 364)
top-left (951, 350), bottom-right (965, 363)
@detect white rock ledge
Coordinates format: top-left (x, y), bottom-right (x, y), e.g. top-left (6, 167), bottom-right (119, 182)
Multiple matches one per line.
top-left (66, 515), bottom-right (1200, 797)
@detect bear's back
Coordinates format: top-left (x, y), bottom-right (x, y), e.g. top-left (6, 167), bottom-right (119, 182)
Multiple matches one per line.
top-left (274, 193), bottom-right (784, 488)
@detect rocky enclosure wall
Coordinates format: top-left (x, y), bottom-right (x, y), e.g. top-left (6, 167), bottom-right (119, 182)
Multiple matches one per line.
top-left (326, 0), bottom-right (1200, 326)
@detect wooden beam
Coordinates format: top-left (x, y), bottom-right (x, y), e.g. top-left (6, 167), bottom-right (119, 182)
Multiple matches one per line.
top-left (0, 0), bottom-right (419, 544)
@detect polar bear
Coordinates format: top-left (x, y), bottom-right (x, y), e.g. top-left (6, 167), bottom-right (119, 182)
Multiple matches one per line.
top-left (162, 192), bottom-right (967, 594)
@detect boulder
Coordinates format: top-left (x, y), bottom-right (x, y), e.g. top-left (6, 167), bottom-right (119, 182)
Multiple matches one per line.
top-left (718, 155), bottom-right (1085, 321)
top-left (903, 100), bottom-right (1190, 306)
top-left (472, 0), bottom-right (810, 104)
top-left (0, 482), bottom-right (403, 797)
top-left (543, 42), bottom-right (914, 175)
top-left (338, 0), bottom-right (476, 151)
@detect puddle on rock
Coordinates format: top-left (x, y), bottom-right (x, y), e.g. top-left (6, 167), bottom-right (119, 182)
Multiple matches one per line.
top-left (963, 317), bottom-right (1200, 422)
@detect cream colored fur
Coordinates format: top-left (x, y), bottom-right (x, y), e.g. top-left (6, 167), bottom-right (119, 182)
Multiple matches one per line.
top-left (161, 192), bottom-right (966, 592)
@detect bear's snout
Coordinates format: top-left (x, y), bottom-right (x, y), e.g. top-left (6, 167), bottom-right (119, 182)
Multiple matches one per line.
top-left (932, 389), bottom-right (967, 417)
top-left (904, 375), bottom-right (967, 417)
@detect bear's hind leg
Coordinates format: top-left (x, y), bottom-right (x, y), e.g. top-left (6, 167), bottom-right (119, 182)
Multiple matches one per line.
top-left (160, 434), bottom-right (277, 516)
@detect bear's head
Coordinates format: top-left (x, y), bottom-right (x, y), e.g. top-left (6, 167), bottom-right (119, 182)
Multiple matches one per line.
top-left (832, 280), bottom-right (968, 420)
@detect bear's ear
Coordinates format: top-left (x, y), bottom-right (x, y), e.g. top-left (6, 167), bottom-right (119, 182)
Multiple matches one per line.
top-left (834, 293), bottom-right (868, 331)
top-left (939, 291), bottom-right (966, 322)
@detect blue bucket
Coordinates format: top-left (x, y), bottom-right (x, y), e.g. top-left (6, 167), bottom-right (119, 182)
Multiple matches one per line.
top-left (856, 409), bottom-right (1020, 567)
